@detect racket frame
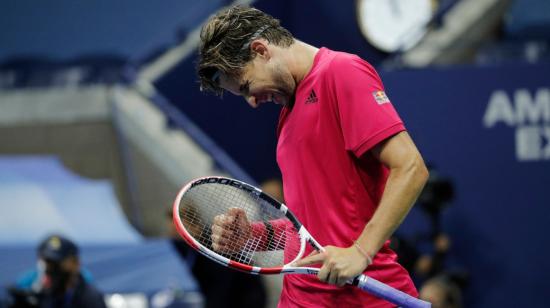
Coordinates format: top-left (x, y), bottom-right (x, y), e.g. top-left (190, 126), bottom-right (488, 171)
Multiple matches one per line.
top-left (172, 176), bottom-right (320, 275)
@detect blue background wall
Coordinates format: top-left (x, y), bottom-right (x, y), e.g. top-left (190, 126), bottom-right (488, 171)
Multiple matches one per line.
top-left (383, 64), bottom-right (550, 307)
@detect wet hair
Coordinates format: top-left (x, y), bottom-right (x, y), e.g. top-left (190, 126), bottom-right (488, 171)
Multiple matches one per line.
top-left (197, 5), bottom-right (294, 96)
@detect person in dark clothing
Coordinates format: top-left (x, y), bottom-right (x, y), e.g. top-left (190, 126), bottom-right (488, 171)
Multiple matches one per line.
top-left (7, 235), bottom-right (106, 308)
top-left (167, 209), bottom-right (267, 308)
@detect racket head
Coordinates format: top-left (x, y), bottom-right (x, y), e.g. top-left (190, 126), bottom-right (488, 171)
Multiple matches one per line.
top-left (173, 176), bottom-right (311, 274)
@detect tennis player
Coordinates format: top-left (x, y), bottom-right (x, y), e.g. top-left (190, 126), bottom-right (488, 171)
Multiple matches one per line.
top-left (197, 5), bottom-right (429, 307)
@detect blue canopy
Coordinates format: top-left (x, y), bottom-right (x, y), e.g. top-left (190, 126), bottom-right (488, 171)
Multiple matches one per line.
top-left (0, 156), bottom-right (140, 244)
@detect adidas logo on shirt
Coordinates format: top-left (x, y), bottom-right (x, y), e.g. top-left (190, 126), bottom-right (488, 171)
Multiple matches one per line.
top-left (305, 89), bottom-right (318, 104)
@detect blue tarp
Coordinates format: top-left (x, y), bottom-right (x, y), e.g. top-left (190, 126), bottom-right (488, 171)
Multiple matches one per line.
top-left (0, 156), bottom-right (141, 244)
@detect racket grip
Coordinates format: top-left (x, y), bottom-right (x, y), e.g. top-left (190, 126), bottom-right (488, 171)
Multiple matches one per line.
top-left (354, 275), bottom-right (431, 308)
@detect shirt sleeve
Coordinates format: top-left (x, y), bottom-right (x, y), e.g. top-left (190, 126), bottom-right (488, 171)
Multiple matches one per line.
top-left (329, 54), bottom-right (406, 157)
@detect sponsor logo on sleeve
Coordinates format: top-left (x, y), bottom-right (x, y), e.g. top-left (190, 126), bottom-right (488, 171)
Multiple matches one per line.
top-left (372, 91), bottom-right (390, 105)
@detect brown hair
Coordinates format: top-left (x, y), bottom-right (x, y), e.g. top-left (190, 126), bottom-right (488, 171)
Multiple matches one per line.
top-left (197, 5), bottom-right (294, 96)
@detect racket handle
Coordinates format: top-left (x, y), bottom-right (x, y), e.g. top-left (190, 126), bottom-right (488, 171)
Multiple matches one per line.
top-left (354, 275), bottom-right (431, 308)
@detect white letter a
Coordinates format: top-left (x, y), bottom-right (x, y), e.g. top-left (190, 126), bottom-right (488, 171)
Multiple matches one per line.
top-left (483, 90), bottom-right (515, 128)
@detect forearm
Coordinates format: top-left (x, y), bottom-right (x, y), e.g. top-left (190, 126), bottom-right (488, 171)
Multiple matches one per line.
top-left (356, 157), bottom-right (428, 258)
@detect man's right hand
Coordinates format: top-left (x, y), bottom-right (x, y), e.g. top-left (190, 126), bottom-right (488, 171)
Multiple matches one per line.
top-left (211, 207), bottom-right (251, 253)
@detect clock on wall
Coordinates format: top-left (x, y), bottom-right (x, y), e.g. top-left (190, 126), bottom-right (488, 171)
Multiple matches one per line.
top-left (356, 0), bottom-right (437, 53)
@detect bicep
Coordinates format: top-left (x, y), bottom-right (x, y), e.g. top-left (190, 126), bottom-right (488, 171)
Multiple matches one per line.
top-left (371, 131), bottom-right (424, 170)
top-left (330, 55), bottom-right (404, 155)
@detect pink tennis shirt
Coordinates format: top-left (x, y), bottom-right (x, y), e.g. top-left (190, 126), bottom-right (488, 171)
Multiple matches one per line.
top-left (276, 48), bottom-right (417, 307)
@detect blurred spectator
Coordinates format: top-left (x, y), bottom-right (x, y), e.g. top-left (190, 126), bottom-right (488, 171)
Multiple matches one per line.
top-left (166, 209), bottom-right (267, 308)
top-left (391, 166), bottom-right (469, 307)
top-left (392, 167), bottom-right (469, 308)
top-left (414, 233), bottom-right (452, 279)
top-left (6, 235), bottom-right (106, 308)
top-left (391, 167), bottom-right (456, 281)
top-left (419, 274), bottom-right (463, 308)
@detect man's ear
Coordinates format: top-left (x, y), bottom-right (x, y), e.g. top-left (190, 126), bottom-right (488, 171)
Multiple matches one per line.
top-left (250, 40), bottom-right (271, 59)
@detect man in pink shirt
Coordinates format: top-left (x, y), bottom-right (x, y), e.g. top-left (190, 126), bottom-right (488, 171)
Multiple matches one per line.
top-left (198, 5), bottom-right (429, 307)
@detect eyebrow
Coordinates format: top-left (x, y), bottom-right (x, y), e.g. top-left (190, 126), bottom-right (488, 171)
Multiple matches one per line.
top-left (239, 80), bottom-right (251, 96)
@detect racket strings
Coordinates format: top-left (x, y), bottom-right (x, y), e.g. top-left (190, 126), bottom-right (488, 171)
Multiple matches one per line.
top-left (178, 183), bottom-right (300, 267)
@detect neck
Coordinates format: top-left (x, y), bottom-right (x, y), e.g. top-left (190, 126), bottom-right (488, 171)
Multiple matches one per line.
top-left (287, 40), bottom-right (319, 85)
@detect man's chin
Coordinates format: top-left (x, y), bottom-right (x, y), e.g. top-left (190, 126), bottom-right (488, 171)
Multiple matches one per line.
top-left (274, 95), bottom-right (294, 108)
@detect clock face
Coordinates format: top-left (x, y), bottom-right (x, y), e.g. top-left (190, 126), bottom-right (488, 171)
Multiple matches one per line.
top-left (357, 0), bottom-right (435, 53)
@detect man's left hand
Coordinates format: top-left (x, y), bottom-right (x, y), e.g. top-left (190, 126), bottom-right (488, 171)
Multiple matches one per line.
top-left (293, 245), bottom-right (371, 286)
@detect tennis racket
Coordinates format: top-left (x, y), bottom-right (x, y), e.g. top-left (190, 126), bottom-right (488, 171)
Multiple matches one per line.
top-left (173, 176), bottom-right (430, 308)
